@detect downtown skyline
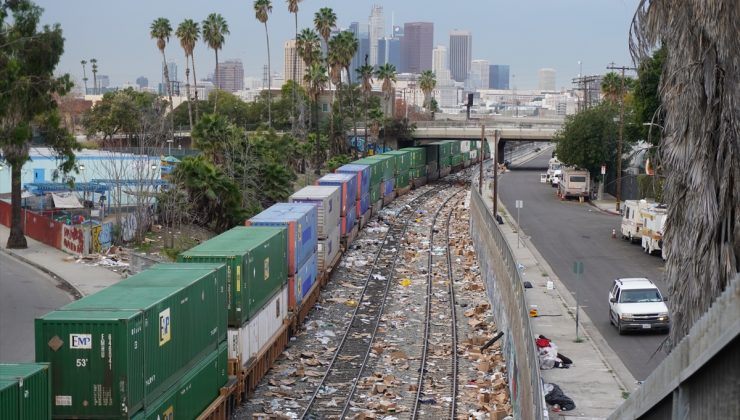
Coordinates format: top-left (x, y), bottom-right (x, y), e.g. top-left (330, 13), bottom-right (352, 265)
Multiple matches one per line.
top-left (36, 0), bottom-right (641, 91)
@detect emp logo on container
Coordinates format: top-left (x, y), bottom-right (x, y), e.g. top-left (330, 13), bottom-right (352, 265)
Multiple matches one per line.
top-left (159, 308), bottom-right (171, 346)
top-left (69, 334), bottom-right (92, 349)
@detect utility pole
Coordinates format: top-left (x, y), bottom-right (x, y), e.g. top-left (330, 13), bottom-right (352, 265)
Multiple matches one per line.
top-left (606, 63), bottom-right (636, 212)
top-left (479, 125), bottom-right (485, 194)
top-left (492, 130), bottom-right (500, 218)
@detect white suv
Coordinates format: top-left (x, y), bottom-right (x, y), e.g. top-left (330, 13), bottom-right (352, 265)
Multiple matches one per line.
top-left (608, 278), bottom-right (670, 334)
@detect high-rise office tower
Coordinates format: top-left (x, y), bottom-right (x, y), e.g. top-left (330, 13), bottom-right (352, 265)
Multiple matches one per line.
top-left (449, 30), bottom-right (472, 83)
top-left (539, 68), bottom-right (556, 91)
top-left (350, 22), bottom-right (370, 78)
top-left (136, 76), bottom-right (148, 89)
top-left (432, 45), bottom-right (451, 83)
top-left (468, 60), bottom-right (489, 89)
top-left (216, 59), bottom-right (245, 92)
top-left (283, 39), bottom-right (306, 83)
top-left (163, 61), bottom-right (178, 84)
top-left (400, 22), bottom-right (433, 74)
top-left (387, 37), bottom-right (401, 69)
top-left (97, 75), bottom-right (110, 89)
top-left (368, 5), bottom-right (384, 66)
top-left (489, 65), bottom-right (510, 89)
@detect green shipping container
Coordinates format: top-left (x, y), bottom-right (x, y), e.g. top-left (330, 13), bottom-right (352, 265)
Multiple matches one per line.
top-left (131, 342), bottom-right (227, 420)
top-left (463, 151), bottom-right (471, 161)
top-left (470, 141), bottom-right (479, 150)
top-left (382, 150), bottom-right (412, 173)
top-left (126, 263), bottom-right (228, 343)
top-left (451, 153), bottom-right (464, 166)
top-left (395, 170), bottom-right (411, 189)
top-left (440, 155), bottom-right (452, 168)
top-left (36, 265), bottom-right (223, 419)
top-left (422, 143), bottom-right (439, 165)
top-left (409, 166), bottom-right (427, 179)
top-left (402, 147), bottom-right (427, 168)
top-left (178, 226), bottom-right (288, 327)
top-left (369, 182), bottom-right (381, 203)
top-left (362, 155), bottom-right (395, 180)
top-left (0, 363), bottom-right (51, 420)
top-left (352, 158), bottom-right (384, 186)
top-left (432, 141), bottom-right (453, 157)
top-left (449, 140), bottom-right (461, 155)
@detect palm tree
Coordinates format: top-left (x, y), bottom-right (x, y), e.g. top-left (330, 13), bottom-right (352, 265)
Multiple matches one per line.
top-left (296, 28), bottom-right (321, 72)
top-left (337, 31), bottom-right (359, 156)
top-left (254, 0), bottom-right (273, 128)
top-left (375, 63), bottom-right (396, 117)
top-left (150, 18), bottom-right (175, 114)
top-left (601, 71), bottom-right (630, 103)
top-left (356, 63), bottom-right (374, 155)
top-left (419, 70), bottom-right (436, 110)
top-left (304, 62), bottom-right (328, 171)
top-left (80, 60), bottom-right (88, 95)
top-left (176, 19), bottom-right (199, 131)
top-left (202, 13), bottom-right (230, 114)
top-left (630, 0), bottom-right (740, 347)
top-left (313, 7), bottom-right (336, 57)
top-left (287, 0), bottom-right (303, 128)
top-left (90, 58), bottom-right (98, 94)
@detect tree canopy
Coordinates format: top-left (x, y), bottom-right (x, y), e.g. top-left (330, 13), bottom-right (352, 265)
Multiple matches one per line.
top-left (0, 0), bottom-right (78, 248)
top-left (554, 103), bottom-right (620, 178)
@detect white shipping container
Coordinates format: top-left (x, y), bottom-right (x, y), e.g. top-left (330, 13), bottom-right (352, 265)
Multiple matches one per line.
top-left (317, 224), bottom-right (341, 273)
top-left (460, 140), bottom-right (471, 153)
top-left (227, 286), bottom-right (289, 362)
top-left (469, 149), bottom-right (478, 160)
top-left (290, 186), bottom-right (341, 239)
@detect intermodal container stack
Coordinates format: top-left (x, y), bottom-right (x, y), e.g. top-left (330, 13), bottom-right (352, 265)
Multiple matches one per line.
top-left (35, 263), bottom-right (227, 418)
top-left (318, 173), bottom-right (358, 237)
top-left (178, 227), bottom-right (288, 327)
top-left (290, 186), bottom-right (341, 273)
top-left (353, 158), bottom-right (384, 207)
top-left (336, 163), bottom-right (372, 228)
top-left (383, 150), bottom-right (412, 191)
top-left (422, 143), bottom-right (440, 180)
top-left (0, 363), bottom-right (51, 420)
top-left (132, 342), bottom-right (227, 420)
top-left (404, 147), bottom-right (428, 187)
top-left (246, 203), bottom-right (318, 310)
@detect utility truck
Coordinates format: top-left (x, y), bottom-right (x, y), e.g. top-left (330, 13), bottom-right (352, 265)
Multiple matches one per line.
top-left (546, 157), bottom-right (562, 183)
top-left (557, 168), bottom-right (591, 201)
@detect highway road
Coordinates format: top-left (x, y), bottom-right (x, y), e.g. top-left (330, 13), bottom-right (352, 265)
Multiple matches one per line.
top-left (0, 252), bottom-right (72, 362)
top-left (499, 151), bottom-right (668, 381)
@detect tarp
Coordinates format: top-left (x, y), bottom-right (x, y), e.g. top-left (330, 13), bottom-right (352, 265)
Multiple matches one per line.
top-left (51, 193), bottom-right (83, 209)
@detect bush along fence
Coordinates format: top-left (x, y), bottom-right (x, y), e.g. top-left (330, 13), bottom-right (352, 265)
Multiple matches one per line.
top-left (469, 187), bottom-right (546, 420)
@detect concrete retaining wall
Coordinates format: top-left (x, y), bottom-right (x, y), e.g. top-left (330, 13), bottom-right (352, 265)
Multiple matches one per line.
top-left (469, 187), bottom-right (545, 420)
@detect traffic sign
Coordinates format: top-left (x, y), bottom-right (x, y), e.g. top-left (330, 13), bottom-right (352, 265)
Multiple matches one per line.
top-left (601, 165), bottom-right (606, 175)
top-left (515, 200), bottom-right (523, 209)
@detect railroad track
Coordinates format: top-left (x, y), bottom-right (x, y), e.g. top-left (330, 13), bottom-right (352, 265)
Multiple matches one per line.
top-left (411, 189), bottom-right (465, 420)
top-left (301, 184), bottom-right (452, 419)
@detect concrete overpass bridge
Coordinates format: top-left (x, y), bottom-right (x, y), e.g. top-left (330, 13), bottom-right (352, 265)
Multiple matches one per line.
top-left (411, 118), bottom-right (561, 162)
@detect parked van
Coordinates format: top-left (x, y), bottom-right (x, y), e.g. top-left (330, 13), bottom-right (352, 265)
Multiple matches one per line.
top-left (551, 169), bottom-right (562, 187)
top-left (557, 168), bottom-right (591, 200)
top-left (547, 157), bottom-right (562, 182)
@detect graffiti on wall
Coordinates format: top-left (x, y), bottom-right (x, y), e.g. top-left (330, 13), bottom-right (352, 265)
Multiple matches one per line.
top-left (90, 222), bottom-right (113, 254)
top-left (62, 224), bottom-right (85, 254)
top-left (122, 213), bottom-right (138, 242)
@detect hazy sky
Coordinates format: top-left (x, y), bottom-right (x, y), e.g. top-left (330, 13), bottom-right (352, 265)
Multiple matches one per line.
top-left (36, 0), bottom-right (641, 90)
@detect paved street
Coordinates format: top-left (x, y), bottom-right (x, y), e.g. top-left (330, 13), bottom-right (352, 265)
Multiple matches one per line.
top-left (0, 252), bottom-right (72, 362)
top-left (499, 151), bottom-right (668, 380)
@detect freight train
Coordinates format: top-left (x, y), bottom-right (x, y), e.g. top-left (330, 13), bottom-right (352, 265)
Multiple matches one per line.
top-left (0, 140), bottom-right (490, 420)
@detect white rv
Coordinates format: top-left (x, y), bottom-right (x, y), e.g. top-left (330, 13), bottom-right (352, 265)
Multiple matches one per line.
top-left (621, 199), bottom-right (653, 243)
top-left (546, 157), bottom-right (562, 182)
top-left (641, 205), bottom-right (668, 257)
top-left (557, 168), bottom-right (591, 200)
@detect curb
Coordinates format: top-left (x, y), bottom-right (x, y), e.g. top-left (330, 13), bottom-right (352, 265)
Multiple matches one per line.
top-left (589, 201), bottom-right (621, 216)
top-left (0, 247), bottom-right (83, 300)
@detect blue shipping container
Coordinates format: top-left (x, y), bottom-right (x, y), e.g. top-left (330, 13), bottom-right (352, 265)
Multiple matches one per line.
top-left (248, 203), bottom-right (318, 274)
top-left (336, 164), bottom-right (370, 198)
top-left (357, 193), bottom-right (370, 217)
top-left (382, 178), bottom-right (395, 196)
top-left (294, 253), bottom-right (318, 304)
top-left (341, 204), bottom-right (357, 236)
top-left (318, 173), bottom-right (358, 217)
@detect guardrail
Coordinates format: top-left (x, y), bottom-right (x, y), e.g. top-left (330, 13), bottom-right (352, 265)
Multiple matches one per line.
top-left (469, 186), bottom-right (546, 419)
top-left (608, 275), bottom-right (739, 419)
